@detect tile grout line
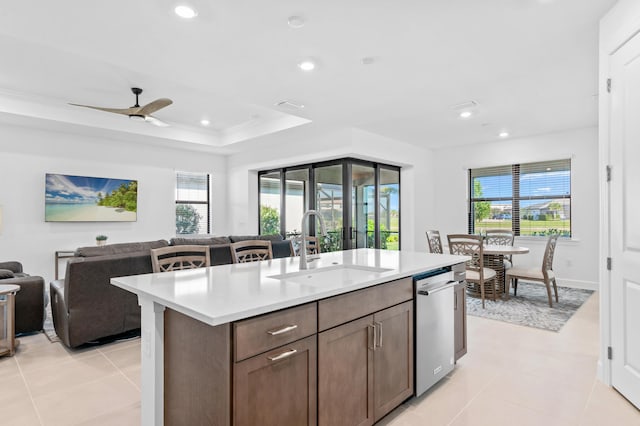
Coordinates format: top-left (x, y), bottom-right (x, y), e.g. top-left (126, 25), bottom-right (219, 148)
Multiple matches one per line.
top-left (445, 374), bottom-right (499, 426)
top-left (15, 354), bottom-right (46, 426)
top-left (98, 347), bottom-right (141, 392)
top-left (577, 378), bottom-right (598, 425)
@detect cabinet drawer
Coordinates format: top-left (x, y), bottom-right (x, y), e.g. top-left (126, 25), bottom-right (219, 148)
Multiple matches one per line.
top-left (234, 303), bottom-right (317, 361)
top-left (318, 277), bottom-right (413, 331)
top-left (234, 335), bottom-right (317, 426)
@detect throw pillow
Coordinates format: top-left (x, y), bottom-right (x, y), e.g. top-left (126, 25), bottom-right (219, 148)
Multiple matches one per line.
top-left (0, 269), bottom-right (15, 279)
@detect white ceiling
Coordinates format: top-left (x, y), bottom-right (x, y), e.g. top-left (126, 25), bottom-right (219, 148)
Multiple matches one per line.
top-left (0, 0), bottom-right (616, 153)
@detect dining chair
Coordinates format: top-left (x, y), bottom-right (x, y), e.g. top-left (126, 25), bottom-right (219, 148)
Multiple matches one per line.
top-left (485, 229), bottom-right (515, 267)
top-left (303, 236), bottom-right (319, 255)
top-left (426, 230), bottom-right (444, 254)
top-left (231, 240), bottom-right (273, 263)
top-left (447, 234), bottom-right (497, 308)
top-left (150, 245), bottom-right (211, 273)
top-left (505, 234), bottom-right (559, 307)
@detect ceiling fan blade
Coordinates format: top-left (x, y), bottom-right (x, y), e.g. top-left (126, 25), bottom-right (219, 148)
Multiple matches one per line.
top-left (145, 115), bottom-right (170, 127)
top-left (68, 103), bottom-right (138, 115)
top-left (138, 98), bottom-right (173, 115)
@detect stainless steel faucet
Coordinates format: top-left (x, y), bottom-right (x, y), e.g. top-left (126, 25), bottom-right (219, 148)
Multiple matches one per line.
top-left (299, 210), bottom-right (327, 270)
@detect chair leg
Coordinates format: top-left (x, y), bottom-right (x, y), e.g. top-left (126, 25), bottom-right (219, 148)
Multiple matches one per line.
top-left (480, 281), bottom-right (485, 309)
top-left (492, 278), bottom-right (497, 301)
top-left (552, 278), bottom-right (559, 302)
top-left (505, 277), bottom-right (511, 300)
top-left (544, 279), bottom-right (553, 307)
top-left (513, 278), bottom-right (518, 296)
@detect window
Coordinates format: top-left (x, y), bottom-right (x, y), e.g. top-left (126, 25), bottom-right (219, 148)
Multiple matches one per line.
top-left (469, 159), bottom-right (571, 237)
top-left (175, 171), bottom-right (211, 234)
top-left (259, 171), bottom-right (282, 235)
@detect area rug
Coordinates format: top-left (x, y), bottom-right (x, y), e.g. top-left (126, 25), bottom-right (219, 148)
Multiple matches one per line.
top-left (466, 282), bottom-right (594, 332)
top-left (43, 304), bottom-right (60, 343)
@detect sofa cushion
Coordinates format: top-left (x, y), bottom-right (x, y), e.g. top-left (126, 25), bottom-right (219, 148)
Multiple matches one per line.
top-left (75, 240), bottom-right (169, 257)
top-left (170, 236), bottom-right (231, 246)
top-left (0, 269), bottom-right (14, 279)
top-left (229, 234), bottom-right (284, 243)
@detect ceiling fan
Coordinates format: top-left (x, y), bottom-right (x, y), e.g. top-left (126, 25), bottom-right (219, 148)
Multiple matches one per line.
top-left (69, 87), bottom-right (173, 127)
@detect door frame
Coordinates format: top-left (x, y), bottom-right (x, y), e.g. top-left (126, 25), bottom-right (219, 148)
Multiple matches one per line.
top-left (598, 2), bottom-right (640, 387)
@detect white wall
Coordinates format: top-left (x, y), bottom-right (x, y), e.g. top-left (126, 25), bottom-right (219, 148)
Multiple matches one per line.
top-left (432, 127), bottom-right (599, 290)
top-left (227, 126), bottom-right (435, 251)
top-left (0, 122), bottom-right (227, 283)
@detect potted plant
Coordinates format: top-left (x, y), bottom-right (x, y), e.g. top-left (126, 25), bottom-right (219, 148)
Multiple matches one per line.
top-left (96, 235), bottom-right (108, 246)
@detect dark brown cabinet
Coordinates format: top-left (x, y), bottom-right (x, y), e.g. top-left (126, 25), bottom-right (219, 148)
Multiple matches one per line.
top-left (164, 277), bottom-right (422, 426)
top-left (318, 301), bottom-right (414, 426)
top-left (318, 315), bottom-right (374, 426)
top-left (373, 301), bottom-right (414, 421)
top-left (454, 281), bottom-right (467, 361)
top-left (234, 335), bottom-right (317, 426)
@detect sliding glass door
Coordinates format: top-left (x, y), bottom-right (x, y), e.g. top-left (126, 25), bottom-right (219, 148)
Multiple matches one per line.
top-left (258, 158), bottom-right (400, 252)
top-left (351, 163), bottom-right (375, 248)
top-left (315, 164), bottom-right (344, 252)
top-left (379, 167), bottom-right (400, 250)
top-left (284, 168), bottom-right (310, 237)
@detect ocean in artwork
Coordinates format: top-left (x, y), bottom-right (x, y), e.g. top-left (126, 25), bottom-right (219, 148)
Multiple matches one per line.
top-left (45, 174), bottom-right (137, 222)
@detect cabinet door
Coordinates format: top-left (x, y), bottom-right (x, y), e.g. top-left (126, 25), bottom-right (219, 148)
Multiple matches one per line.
top-left (318, 315), bottom-right (374, 426)
top-left (233, 335), bottom-right (317, 426)
top-left (454, 282), bottom-right (467, 361)
top-left (373, 301), bottom-right (414, 421)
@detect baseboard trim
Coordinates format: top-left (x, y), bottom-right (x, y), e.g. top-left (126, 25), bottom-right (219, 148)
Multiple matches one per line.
top-left (556, 278), bottom-right (598, 291)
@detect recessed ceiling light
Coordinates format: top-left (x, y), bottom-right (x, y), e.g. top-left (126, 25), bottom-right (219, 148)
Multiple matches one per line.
top-left (459, 111), bottom-right (473, 119)
top-left (200, 119), bottom-right (210, 126)
top-left (174, 5), bottom-right (198, 19)
top-left (499, 131), bottom-right (510, 138)
top-left (287, 16), bottom-right (305, 28)
top-left (298, 60), bottom-right (316, 71)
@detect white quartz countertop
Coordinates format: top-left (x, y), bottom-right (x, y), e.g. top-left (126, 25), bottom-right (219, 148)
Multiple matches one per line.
top-left (110, 249), bottom-right (467, 326)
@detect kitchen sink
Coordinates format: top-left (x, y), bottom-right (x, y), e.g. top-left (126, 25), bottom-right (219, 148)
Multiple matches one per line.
top-left (267, 264), bottom-right (393, 286)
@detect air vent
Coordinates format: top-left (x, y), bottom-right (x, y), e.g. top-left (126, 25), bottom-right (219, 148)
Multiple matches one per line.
top-left (451, 100), bottom-right (478, 111)
top-left (275, 100), bottom-right (305, 109)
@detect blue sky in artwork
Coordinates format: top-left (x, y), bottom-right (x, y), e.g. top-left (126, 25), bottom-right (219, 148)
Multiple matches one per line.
top-left (45, 174), bottom-right (134, 204)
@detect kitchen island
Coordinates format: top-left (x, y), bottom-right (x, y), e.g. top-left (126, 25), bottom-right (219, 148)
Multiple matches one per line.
top-left (111, 248), bottom-right (467, 426)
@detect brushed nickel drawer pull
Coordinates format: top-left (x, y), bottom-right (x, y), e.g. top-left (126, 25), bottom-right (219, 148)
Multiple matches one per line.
top-left (375, 321), bottom-right (383, 348)
top-left (267, 349), bottom-right (298, 361)
top-left (368, 324), bottom-right (376, 350)
top-left (267, 324), bottom-right (298, 335)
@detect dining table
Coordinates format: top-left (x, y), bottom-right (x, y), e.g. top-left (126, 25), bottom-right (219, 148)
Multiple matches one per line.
top-left (480, 244), bottom-right (529, 296)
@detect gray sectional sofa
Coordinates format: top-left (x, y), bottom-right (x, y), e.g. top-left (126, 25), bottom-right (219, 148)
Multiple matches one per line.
top-left (50, 235), bottom-right (293, 348)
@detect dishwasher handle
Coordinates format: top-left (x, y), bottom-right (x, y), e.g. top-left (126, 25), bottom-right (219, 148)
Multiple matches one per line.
top-left (417, 280), bottom-right (456, 296)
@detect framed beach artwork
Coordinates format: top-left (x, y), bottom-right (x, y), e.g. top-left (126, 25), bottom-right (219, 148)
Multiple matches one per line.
top-left (45, 173), bottom-right (138, 222)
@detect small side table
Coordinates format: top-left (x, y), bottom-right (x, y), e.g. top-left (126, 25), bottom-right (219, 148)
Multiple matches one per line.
top-left (0, 284), bottom-right (20, 357)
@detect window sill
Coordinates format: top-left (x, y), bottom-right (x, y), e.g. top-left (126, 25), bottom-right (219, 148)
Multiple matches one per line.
top-left (515, 235), bottom-right (580, 243)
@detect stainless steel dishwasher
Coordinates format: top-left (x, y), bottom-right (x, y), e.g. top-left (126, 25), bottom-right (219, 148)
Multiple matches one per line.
top-left (414, 266), bottom-right (462, 396)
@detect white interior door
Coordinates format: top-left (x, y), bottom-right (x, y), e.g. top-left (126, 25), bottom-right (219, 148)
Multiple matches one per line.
top-left (609, 30), bottom-right (640, 409)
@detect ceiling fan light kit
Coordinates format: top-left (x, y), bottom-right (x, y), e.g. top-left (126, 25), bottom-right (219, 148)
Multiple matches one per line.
top-left (69, 87), bottom-right (173, 127)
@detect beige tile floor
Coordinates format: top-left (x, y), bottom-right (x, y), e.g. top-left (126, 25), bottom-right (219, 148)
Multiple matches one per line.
top-left (2, 293), bottom-right (639, 425)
